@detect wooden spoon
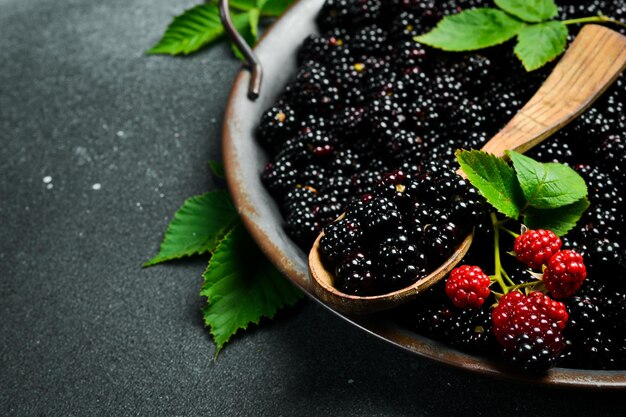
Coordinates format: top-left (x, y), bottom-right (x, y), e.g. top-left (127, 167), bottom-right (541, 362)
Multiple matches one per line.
top-left (309, 25), bottom-right (626, 315)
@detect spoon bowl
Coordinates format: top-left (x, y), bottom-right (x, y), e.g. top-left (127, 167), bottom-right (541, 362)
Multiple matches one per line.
top-left (308, 24), bottom-right (626, 315)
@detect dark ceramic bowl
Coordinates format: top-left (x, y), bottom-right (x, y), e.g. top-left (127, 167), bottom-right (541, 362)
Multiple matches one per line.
top-left (222, 0), bottom-right (626, 389)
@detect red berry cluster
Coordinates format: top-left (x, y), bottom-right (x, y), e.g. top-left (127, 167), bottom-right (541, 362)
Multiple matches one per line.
top-left (443, 227), bottom-right (588, 372)
top-left (445, 265), bottom-right (491, 308)
top-left (514, 229), bottom-right (587, 299)
top-left (513, 229), bottom-right (562, 270)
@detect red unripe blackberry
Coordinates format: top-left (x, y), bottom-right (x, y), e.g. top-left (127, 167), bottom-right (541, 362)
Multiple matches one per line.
top-left (445, 265), bottom-right (491, 308)
top-left (492, 291), bottom-right (568, 356)
top-left (514, 229), bottom-right (562, 270)
top-left (543, 250), bottom-right (587, 299)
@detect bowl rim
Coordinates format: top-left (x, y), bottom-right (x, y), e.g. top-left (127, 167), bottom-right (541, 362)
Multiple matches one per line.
top-left (221, 0), bottom-right (626, 389)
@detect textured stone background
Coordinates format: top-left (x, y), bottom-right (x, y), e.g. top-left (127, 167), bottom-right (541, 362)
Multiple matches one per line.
top-left (1, 1), bottom-right (625, 415)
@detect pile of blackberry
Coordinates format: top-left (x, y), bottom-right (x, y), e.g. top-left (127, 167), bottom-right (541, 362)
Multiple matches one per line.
top-left (318, 165), bottom-right (485, 295)
top-left (257, 0), bottom-right (626, 371)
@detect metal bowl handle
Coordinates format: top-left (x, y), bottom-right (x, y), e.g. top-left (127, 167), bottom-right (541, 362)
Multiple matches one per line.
top-left (219, 0), bottom-right (263, 100)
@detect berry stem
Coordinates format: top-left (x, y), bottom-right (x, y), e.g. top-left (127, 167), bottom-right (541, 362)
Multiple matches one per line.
top-left (499, 225), bottom-right (519, 239)
top-left (562, 15), bottom-right (626, 28)
top-left (501, 268), bottom-right (516, 287)
top-left (511, 281), bottom-right (537, 292)
top-left (490, 212), bottom-right (509, 294)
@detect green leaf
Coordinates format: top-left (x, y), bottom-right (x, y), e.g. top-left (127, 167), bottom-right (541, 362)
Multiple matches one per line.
top-left (514, 21), bottom-right (568, 71)
top-left (456, 150), bottom-right (525, 218)
top-left (260, 0), bottom-right (295, 16)
top-left (524, 197), bottom-right (590, 236)
top-left (208, 160), bottom-right (225, 179)
top-left (494, 0), bottom-right (558, 23)
top-left (230, 11), bottom-right (256, 60)
top-left (248, 8), bottom-right (261, 39)
top-left (415, 8), bottom-right (525, 51)
top-left (507, 150), bottom-right (587, 209)
top-left (228, 0), bottom-right (258, 11)
top-left (147, 4), bottom-right (224, 55)
top-left (145, 191), bottom-right (239, 266)
top-left (201, 223), bottom-right (303, 353)
top-left (147, 4), bottom-right (250, 56)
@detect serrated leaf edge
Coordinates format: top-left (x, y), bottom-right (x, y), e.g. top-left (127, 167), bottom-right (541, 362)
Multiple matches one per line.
top-left (144, 192), bottom-right (237, 267)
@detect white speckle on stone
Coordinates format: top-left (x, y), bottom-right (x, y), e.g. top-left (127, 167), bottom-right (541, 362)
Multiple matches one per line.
top-left (46, 183), bottom-right (53, 190)
top-left (75, 146), bottom-right (92, 165)
top-left (102, 123), bottom-right (108, 130)
top-left (348, 379), bottom-right (354, 384)
top-left (159, 193), bottom-right (164, 198)
top-left (116, 130), bottom-right (125, 137)
top-left (210, 118), bottom-right (217, 123)
top-left (146, 168), bottom-right (158, 179)
top-left (174, 133), bottom-right (180, 138)
top-left (91, 183), bottom-right (101, 190)
top-left (43, 176), bottom-right (52, 183)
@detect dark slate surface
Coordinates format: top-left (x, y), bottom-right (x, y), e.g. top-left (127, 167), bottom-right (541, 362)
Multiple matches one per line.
top-left (1, 0), bottom-right (625, 415)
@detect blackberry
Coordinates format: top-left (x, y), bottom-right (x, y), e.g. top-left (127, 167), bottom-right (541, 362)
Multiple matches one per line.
top-left (448, 98), bottom-right (487, 138)
top-left (386, 130), bottom-right (428, 163)
top-left (376, 234), bottom-right (426, 290)
top-left (262, 159), bottom-right (299, 198)
top-left (389, 11), bottom-right (424, 41)
top-left (351, 170), bottom-right (383, 197)
top-left (257, 104), bottom-right (297, 152)
top-left (331, 55), bottom-right (384, 96)
top-left (285, 206), bottom-right (321, 248)
top-left (365, 96), bottom-right (406, 139)
top-left (352, 25), bottom-right (389, 56)
top-left (325, 175), bottom-right (355, 202)
top-left (503, 334), bottom-right (559, 374)
top-left (298, 112), bottom-right (332, 132)
top-left (314, 195), bottom-right (345, 225)
top-left (429, 138), bottom-right (460, 167)
top-left (485, 91), bottom-right (524, 128)
top-left (317, 0), bottom-right (383, 31)
top-left (593, 134), bottom-right (625, 173)
top-left (389, 0), bottom-right (442, 26)
top-left (394, 40), bottom-right (429, 70)
top-left (435, 54), bottom-right (494, 94)
top-left (584, 238), bottom-right (626, 281)
top-left (335, 251), bottom-right (378, 296)
top-left (420, 221), bottom-right (464, 262)
top-left (333, 106), bottom-right (367, 140)
top-left (413, 303), bottom-right (455, 341)
top-left (603, 290), bottom-right (626, 329)
top-left (527, 136), bottom-right (575, 163)
top-left (574, 165), bottom-right (623, 207)
top-left (447, 307), bottom-right (495, 353)
top-left (565, 295), bottom-right (604, 342)
top-left (576, 330), bottom-right (620, 370)
top-left (291, 62), bottom-right (341, 114)
top-left (432, 74), bottom-right (467, 119)
top-left (320, 218), bottom-right (364, 263)
top-left (411, 299), bottom-right (495, 354)
top-left (283, 186), bottom-right (320, 214)
top-left (359, 196), bottom-right (403, 236)
top-left (298, 29), bottom-right (351, 65)
top-left (299, 165), bottom-right (330, 191)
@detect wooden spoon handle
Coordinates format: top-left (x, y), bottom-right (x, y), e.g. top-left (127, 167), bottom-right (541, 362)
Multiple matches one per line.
top-left (481, 25), bottom-right (626, 158)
